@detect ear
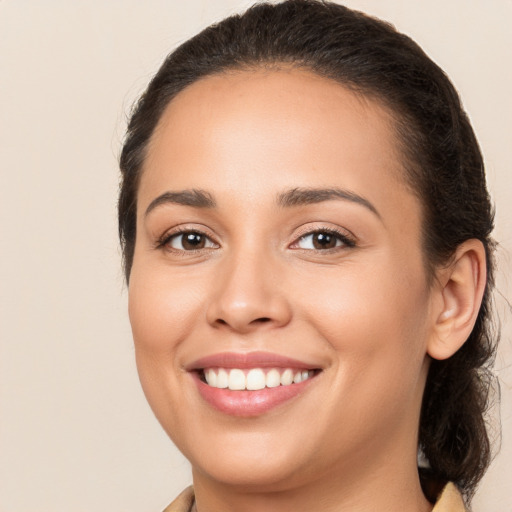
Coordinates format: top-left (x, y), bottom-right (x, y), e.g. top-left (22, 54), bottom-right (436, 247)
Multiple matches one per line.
top-left (427, 239), bottom-right (487, 361)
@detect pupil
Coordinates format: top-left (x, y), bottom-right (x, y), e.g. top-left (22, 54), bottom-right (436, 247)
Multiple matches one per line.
top-left (183, 233), bottom-right (205, 249)
top-left (313, 232), bottom-right (335, 249)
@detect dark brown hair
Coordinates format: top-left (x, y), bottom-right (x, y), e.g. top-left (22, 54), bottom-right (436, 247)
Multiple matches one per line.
top-left (119, 0), bottom-right (497, 503)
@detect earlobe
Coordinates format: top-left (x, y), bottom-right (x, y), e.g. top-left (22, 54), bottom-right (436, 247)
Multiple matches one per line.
top-left (427, 239), bottom-right (487, 361)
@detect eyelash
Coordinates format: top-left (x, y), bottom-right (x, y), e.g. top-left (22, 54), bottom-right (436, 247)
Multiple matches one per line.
top-left (156, 228), bottom-right (218, 252)
top-left (292, 227), bottom-right (356, 251)
top-left (156, 227), bottom-right (356, 253)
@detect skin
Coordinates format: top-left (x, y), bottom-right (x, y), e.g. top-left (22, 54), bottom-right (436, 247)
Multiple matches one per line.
top-left (128, 68), bottom-right (485, 512)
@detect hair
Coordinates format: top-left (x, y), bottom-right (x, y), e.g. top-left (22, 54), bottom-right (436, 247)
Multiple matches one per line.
top-left (119, 0), bottom-right (497, 503)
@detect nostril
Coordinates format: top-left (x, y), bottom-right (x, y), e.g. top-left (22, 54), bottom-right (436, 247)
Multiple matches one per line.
top-left (214, 316), bottom-right (271, 329)
top-left (252, 317), bottom-right (271, 324)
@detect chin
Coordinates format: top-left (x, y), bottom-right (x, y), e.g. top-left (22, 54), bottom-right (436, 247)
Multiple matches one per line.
top-left (192, 454), bottom-right (309, 491)
top-left (178, 426), bottom-right (316, 490)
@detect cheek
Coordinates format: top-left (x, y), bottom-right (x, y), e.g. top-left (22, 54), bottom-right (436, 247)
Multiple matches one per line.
top-left (127, 264), bottom-right (208, 436)
top-left (128, 264), bottom-right (206, 354)
top-left (297, 256), bottom-right (431, 387)
top-left (127, 262), bottom-right (209, 417)
top-left (295, 264), bottom-right (431, 453)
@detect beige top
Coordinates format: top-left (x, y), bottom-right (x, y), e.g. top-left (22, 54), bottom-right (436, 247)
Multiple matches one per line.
top-left (162, 482), bottom-right (467, 512)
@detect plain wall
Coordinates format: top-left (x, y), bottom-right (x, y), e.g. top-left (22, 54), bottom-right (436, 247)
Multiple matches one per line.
top-left (0, 1), bottom-right (510, 510)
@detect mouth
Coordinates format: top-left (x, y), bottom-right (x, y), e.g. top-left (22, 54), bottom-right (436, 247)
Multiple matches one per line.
top-left (199, 367), bottom-right (319, 390)
top-left (187, 352), bottom-right (322, 417)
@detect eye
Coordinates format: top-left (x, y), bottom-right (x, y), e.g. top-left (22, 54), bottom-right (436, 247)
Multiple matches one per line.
top-left (293, 229), bottom-right (355, 251)
top-left (164, 231), bottom-right (218, 251)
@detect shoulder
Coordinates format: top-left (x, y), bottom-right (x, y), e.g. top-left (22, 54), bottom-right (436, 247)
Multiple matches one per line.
top-left (162, 486), bottom-right (195, 512)
top-left (433, 483), bottom-right (467, 512)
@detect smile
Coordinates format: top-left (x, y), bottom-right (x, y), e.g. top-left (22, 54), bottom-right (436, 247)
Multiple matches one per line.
top-left (202, 367), bottom-right (316, 390)
top-left (188, 352), bottom-right (322, 416)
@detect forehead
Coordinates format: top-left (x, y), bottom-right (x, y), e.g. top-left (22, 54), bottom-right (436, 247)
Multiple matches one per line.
top-left (139, 67), bottom-right (417, 221)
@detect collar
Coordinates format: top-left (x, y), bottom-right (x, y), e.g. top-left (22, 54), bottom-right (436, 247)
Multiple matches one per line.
top-left (432, 482), bottom-right (467, 511)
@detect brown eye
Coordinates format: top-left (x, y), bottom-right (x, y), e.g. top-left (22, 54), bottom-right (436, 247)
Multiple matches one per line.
top-left (168, 231), bottom-right (216, 251)
top-left (311, 232), bottom-right (337, 249)
top-left (295, 230), bottom-right (354, 251)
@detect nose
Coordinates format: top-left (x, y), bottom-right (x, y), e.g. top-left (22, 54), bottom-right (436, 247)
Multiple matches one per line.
top-left (205, 250), bottom-right (292, 334)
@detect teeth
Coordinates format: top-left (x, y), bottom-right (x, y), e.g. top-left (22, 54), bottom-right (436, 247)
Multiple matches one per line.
top-left (266, 368), bottom-right (281, 388)
top-left (280, 369), bottom-right (294, 386)
top-left (228, 369), bottom-right (246, 390)
top-left (203, 367), bottom-right (314, 390)
top-left (246, 368), bottom-right (266, 390)
top-left (206, 369), bottom-right (217, 387)
top-left (217, 368), bottom-right (228, 388)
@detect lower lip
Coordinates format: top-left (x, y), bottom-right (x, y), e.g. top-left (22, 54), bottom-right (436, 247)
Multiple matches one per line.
top-left (192, 372), bottom-right (317, 417)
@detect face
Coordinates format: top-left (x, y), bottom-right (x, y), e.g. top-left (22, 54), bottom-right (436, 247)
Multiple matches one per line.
top-left (129, 69), bottom-right (434, 491)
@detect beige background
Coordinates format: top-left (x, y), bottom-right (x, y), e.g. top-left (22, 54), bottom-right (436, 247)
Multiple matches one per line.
top-left (0, 1), bottom-right (510, 510)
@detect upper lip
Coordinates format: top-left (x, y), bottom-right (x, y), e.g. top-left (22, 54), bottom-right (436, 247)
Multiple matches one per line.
top-left (186, 351), bottom-right (321, 371)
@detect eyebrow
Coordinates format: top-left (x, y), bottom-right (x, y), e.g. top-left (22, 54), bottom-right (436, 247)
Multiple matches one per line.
top-left (145, 189), bottom-right (216, 216)
top-left (277, 187), bottom-right (381, 218)
top-left (144, 186), bottom-right (380, 219)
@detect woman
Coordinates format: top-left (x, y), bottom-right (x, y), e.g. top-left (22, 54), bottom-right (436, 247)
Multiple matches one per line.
top-left (118, 1), bottom-right (497, 510)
